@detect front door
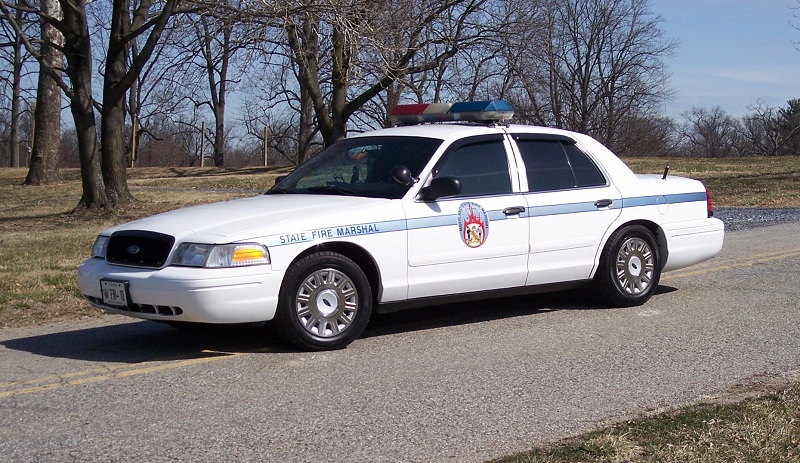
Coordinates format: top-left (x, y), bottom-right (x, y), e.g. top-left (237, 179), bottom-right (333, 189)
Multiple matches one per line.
top-left (404, 135), bottom-right (529, 299)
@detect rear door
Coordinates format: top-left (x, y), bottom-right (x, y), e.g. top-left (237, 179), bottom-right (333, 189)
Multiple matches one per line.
top-left (404, 134), bottom-right (529, 299)
top-left (510, 134), bottom-right (622, 285)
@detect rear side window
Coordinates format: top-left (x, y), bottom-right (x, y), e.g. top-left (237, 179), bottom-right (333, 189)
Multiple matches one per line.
top-left (564, 144), bottom-right (606, 188)
top-left (515, 138), bottom-right (605, 192)
top-left (436, 137), bottom-right (512, 197)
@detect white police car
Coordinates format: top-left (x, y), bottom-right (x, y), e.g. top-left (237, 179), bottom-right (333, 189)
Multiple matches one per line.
top-left (78, 101), bottom-right (724, 350)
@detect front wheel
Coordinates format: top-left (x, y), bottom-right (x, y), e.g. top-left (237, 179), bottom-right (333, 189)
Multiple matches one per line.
top-left (595, 225), bottom-right (661, 307)
top-left (274, 252), bottom-right (372, 351)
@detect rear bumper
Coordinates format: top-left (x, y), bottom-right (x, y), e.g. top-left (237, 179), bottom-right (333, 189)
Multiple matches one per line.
top-left (662, 217), bottom-right (725, 272)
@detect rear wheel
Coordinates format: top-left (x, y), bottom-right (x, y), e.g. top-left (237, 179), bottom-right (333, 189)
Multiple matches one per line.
top-left (595, 225), bottom-right (661, 307)
top-left (274, 252), bottom-right (372, 350)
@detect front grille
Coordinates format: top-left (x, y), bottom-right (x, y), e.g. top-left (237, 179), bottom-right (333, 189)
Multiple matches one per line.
top-left (106, 230), bottom-right (175, 268)
top-left (84, 295), bottom-right (184, 316)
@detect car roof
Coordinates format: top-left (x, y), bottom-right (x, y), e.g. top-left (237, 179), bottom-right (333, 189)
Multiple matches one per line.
top-left (349, 123), bottom-right (582, 141)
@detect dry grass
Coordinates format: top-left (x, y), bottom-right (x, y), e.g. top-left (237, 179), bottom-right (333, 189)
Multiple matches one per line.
top-left (492, 378), bottom-right (800, 463)
top-left (622, 156), bottom-right (800, 208)
top-left (0, 166), bottom-right (290, 328)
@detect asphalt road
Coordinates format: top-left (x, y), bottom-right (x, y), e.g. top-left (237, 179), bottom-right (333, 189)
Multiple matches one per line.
top-left (1, 222), bottom-right (799, 463)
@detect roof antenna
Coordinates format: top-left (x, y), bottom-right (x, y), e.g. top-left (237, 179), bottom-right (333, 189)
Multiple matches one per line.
top-left (662, 165), bottom-right (670, 180)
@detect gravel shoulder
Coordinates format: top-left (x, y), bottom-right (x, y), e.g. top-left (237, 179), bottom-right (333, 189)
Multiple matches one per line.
top-left (714, 207), bottom-right (800, 231)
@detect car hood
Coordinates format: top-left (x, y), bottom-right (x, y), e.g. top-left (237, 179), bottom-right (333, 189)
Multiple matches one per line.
top-left (102, 194), bottom-right (397, 243)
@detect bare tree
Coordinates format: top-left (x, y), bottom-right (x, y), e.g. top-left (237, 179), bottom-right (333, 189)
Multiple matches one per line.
top-left (794, 0), bottom-right (800, 51)
top-left (613, 112), bottom-right (677, 157)
top-left (134, 109), bottom-right (206, 166)
top-left (508, 0), bottom-right (674, 152)
top-left (1, 0), bottom-right (184, 211)
top-left (775, 99), bottom-right (800, 156)
top-left (0, 4), bottom-right (35, 168)
top-left (240, 49), bottom-right (324, 166)
top-left (118, 14), bottom-right (204, 168)
top-left (678, 106), bottom-right (744, 158)
top-left (741, 103), bottom-right (783, 157)
top-left (25, 0), bottom-right (62, 184)
top-left (100, 0), bottom-right (182, 207)
top-left (266, 0), bottom-right (490, 146)
top-left (188, 2), bottom-right (261, 166)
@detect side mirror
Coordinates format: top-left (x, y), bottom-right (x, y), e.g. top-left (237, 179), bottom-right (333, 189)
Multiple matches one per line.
top-left (274, 175), bottom-right (287, 186)
top-left (418, 176), bottom-right (462, 201)
top-left (390, 166), bottom-right (417, 186)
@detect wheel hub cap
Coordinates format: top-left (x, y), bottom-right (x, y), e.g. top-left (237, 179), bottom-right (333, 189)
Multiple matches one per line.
top-left (315, 289), bottom-right (340, 317)
top-left (628, 256), bottom-right (642, 277)
top-left (295, 268), bottom-right (358, 338)
top-left (615, 237), bottom-right (654, 295)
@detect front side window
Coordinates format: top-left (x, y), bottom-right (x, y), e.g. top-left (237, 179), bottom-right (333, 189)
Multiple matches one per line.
top-left (434, 137), bottom-right (512, 197)
top-left (269, 136), bottom-right (442, 199)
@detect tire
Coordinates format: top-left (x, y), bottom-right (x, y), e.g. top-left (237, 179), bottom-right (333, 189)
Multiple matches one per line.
top-left (274, 252), bottom-right (372, 351)
top-left (595, 225), bottom-right (661, 307)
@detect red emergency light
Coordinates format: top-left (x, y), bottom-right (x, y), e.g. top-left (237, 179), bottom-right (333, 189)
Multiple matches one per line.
top-left (387, 100), bottom-right (514, 126)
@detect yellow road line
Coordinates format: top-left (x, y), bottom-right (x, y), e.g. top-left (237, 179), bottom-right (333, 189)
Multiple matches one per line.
top-left (662, 247), bottom-right (800, 281)
top-left (0, 351), bottom-right (244, 399)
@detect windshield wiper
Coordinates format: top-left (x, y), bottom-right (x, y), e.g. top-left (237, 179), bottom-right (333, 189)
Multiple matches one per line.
top-left (265, 187), bottom-right (298, 194)
top-left (304, 185), bottom-right (357, 196)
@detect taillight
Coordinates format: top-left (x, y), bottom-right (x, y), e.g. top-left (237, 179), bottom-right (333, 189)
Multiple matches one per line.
top-left (705, 186), bottom-right (714, 217)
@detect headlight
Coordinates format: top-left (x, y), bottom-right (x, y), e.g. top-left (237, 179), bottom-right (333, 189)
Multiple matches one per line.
top-left (171, 243), bottom-right (270, 268)
top-left (91, 236), bottom-right (110, 258)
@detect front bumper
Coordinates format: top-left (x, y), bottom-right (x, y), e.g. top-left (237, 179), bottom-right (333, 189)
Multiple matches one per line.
top-left (77, 258), bottom-right (283, 324)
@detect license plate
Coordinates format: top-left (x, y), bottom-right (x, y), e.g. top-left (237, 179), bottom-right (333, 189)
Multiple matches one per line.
top-left (100, 279), bottom-right (130, 308)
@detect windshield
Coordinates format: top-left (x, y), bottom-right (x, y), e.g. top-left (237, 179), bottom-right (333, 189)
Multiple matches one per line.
top-left (269, 136), bottom-right (442, 199)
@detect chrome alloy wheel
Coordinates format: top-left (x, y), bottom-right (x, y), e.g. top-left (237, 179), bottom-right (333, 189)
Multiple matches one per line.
top-left (615, 236), bottom-right (655, 295)
top-left (294, 268), bottom-right (358, 338)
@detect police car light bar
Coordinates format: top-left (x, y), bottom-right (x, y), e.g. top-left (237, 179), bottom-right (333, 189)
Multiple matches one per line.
top-left (387, 100), bottom-right (514, 126)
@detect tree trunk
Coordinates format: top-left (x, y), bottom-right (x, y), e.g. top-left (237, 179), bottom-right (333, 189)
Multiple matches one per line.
top-left (326, 28), bottom-right (350, 145)
top-left (61, 0), bottom-right (106, 210)
top-left (101, 0), bottom-right (134, 207)
top-left (25, 0), bottom-right (63, 185)
top-left (101, 95), bottom-right (133, 207)
top-left (297, 82), bottom-right (314, 165)
top-left (128, 70), bottom-right (140, 167)
top-left (9, 6), bottom-right (23, 168)
top-left (212, 31), bottom-right (227, 167)
top-left (213, 106), bottom-right (225, 167)
top-left (201, 20), bottom-right (230, 167)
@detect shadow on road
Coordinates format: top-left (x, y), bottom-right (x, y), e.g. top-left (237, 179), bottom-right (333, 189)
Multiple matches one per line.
top-left (1, 285), bottom-right (678, 363)
top-left (366, 284), bottom-right (677, 338)
top-left (0, 321), bottom-right (288, 363)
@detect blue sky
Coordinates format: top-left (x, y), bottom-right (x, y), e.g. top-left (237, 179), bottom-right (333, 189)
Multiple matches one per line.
top-left (649, 0), bottom-right (800, 117)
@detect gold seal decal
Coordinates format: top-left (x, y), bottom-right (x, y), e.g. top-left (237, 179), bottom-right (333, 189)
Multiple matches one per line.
top-left (458, 202), bottom-right (489, 248)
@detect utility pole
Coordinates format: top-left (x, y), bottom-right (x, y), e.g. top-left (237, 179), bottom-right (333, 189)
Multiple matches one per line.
top-left (130, 115), bottom-right (137, 168)
top-left (200, 121), bottom-right (206, 167)
top-left (264, 126), bottom-right (269, 167)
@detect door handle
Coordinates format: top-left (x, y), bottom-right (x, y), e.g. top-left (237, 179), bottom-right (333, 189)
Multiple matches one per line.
top-left (594, 199), bottom-right (613, 208)
top-left (503, 206), bottom-right (526, 216)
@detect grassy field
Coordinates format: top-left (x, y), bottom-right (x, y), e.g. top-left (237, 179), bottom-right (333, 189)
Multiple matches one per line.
top-left (491, 377), bottom-right (800, 463)
top-left (622, 156), bottom-right (800, 207)
top-left (0, 166), bottom-right (291, 328)
top-left (1, 158), bottom-right (798, 463)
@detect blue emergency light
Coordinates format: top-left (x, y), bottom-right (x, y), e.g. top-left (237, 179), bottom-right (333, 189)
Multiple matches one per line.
top-left (387, 100), bottom-right (514, 126)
